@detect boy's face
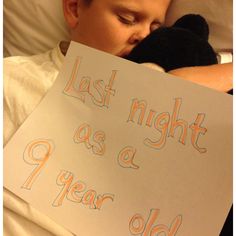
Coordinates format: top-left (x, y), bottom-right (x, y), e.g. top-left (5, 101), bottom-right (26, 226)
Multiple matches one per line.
top-left (65, 0), bottom-right (171, 57)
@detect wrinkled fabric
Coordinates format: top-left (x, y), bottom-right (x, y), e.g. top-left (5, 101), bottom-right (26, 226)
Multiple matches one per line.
top-left (3, 45), bottom-right (74, 236)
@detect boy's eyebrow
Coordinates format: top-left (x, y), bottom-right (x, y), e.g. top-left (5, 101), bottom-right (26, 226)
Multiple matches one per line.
top-left (113, 4), bottom-right (141, 14)
top-left (112, 3), bottom-right (163, 24)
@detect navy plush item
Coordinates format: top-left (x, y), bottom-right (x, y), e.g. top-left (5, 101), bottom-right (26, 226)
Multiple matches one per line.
top-left (126, 14), bottom-right (217, 71)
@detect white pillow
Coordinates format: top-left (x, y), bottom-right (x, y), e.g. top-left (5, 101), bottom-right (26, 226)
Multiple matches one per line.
top-left (3, 0), bottom-right (70, 57)
top-left (3, 0), bottom-right (232, 57)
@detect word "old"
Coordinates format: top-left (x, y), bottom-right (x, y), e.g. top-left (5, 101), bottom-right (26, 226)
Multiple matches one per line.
top-left (129, 209), bottom-right (182, 236)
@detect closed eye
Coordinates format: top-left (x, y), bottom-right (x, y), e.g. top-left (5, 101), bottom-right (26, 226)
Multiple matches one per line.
top-left (118, 14), bottom-right (136, 25)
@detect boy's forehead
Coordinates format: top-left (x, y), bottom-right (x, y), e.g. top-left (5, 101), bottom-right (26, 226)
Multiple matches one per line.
top-left (94, 0), bottom-right (171, 12)
top-left (84, 0), bottom-right (171, 24)
top-left (92, 0), bottom-right (171, 7)
top-left (110, 0), bottom-right (171, 20)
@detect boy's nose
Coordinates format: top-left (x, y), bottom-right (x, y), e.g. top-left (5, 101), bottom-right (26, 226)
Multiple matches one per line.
top-left (129, 25), bottom-right (150, 45)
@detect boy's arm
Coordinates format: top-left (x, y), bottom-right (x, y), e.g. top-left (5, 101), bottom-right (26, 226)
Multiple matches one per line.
top-left (168, 63), bottom-right (233, 92)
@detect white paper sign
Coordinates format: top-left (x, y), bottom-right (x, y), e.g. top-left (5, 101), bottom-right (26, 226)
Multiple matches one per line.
top-left (4, 41), bottom-right (232, 236)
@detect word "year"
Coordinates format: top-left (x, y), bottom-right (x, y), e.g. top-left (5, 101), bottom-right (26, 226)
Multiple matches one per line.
top-left (53, 170), bottom-right (114, 210)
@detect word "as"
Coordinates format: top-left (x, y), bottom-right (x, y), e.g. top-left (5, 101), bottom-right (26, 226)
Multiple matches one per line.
top-left (73, 123), bottom-right (106, 156)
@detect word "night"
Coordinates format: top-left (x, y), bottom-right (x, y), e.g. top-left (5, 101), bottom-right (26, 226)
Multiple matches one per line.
top-left (128, 98), bottom-right (207, 153)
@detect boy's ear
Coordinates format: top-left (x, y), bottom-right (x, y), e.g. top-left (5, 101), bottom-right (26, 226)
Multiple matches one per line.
top-left (63, 0), bottom-right (80, 28)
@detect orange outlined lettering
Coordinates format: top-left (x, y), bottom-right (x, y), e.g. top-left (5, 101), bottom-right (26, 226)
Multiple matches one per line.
top-left (129, 209), bottom-right (182, 236)
top-left (53, 170), bottom-right (74, 207)
top-left (117, 146), bottom-right (139, 169)
top-left (92, 131), bottom-right (106, 155)
top-left (145, 110), bottom-right (156, 127)
top-left (104, 70), bottom-right (117, 107)
top-left (53, 170), bottom-right (114, 210)
top-left (78, 76), bottom-right (91, 102)
top-left (92, 80), bottom-right (106, 106)
top-left (150, 215), bottom-right (182, 236)
top-left (21, 139), bottom-right (54, 190)
top-left (67, 180), bottom-right (86, 203)
top-left (189, 113), bottom-right (207, 153)
top-left (63, 57), bottom-right (85, 102)
top-left (144, 112), bottom-right (170, 150)
top-left (128, 99), bottom-right (147, 125)
top-left (74, 123), bottom-right (106, 156)
top-left (63, 58), bottom-right (117, 108)
top-left (142, 209), bottom-right (159, 236)
top-left (63, 57), bottom-right (81, 93)
top-left (94, 193), bottom-right (114, 210)
top-left (129, 214), bottom-right (145, 235)
top-left (169, 98), bottom-right (188, 145)
top-left (127, 97), bottom-right (208, 153)
top-left (74, 123), bottom-right (92, 148)
top-left (82, 190), bottom-right (97, 209)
